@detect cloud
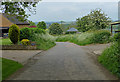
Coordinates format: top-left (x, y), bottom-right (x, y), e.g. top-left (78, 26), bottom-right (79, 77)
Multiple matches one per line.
top-left (28, 2), bottom-right (118, 22)
top-left (42, 0), bottom-right (119, 2)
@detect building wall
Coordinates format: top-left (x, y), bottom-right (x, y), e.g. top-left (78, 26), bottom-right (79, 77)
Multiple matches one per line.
top-left (17, 25), bottom-right (30, 29)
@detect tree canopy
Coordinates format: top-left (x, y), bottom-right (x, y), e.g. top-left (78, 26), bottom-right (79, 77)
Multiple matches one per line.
top-left (29, 21), bottom-right (36, 26)
top-left (76, 9), bottom-right (111, 32)
top-left (37, 21), bottom-right (47, 29)
top-left (1, 0), bottom-right (41, 21)
top-left (49, 23), bottom-right (63, 35)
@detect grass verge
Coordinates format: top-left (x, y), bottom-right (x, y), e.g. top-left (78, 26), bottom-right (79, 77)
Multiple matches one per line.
top-left (0, 38), bottom-right (12, 45)
top-left (2, 58), bottom-right (23, 80)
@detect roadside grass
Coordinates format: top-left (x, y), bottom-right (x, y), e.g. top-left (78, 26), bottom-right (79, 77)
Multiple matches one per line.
top-left (56, 30), bottom-right (111, 46)
top-left (2, 58), bottom-right (23, 80)
top-left (31, 33), bottom-right (56, 50)
top-left (0, 38), bottom-right (12, 45)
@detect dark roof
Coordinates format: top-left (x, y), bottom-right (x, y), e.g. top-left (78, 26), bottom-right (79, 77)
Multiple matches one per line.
top-left (2, 13), bottom-right (30, 25)
top-left (67, 28), bottom-right (78, 32)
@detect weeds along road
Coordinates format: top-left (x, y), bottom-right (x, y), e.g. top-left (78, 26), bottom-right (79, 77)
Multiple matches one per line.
top-left (9, 42), bottom-right (117, 80)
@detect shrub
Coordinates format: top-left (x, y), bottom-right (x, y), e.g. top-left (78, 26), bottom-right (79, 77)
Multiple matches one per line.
top-left (8, 24), bottom-right (20, 44)
top-left (31, 33), bottom-right (56, 50)
top-left (29, 28), bottom-right (46, 34)
top-left (113, 33), bottom-right (120, 42)
top-left (20, 27), bottom-right (31, 41)
top-left (98, 42), bottom-right (120, 77)
top-left (20, 28), bottom-right (46, 41)
top-left (90, 30), bottom-right (111, 43)
top-left (21, 39), bottom-right (30, 45)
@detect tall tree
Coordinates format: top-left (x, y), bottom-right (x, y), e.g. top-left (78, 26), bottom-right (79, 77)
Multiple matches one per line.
top-left (37, 21), bottom-right (46, 29)
top-left (49, 23), bottom-right (63, 35)
top-left (0, 0), bottom-right (41, 21)
top-left (76, 9), bottom-right (111, 32)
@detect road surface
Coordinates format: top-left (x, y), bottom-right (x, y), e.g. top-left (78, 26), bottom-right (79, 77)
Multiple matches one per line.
top-left (9, 42), bottom-right (117, 80)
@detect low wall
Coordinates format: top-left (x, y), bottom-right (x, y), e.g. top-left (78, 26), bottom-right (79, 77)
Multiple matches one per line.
top-left (1, 45), bottom-right (37, 50)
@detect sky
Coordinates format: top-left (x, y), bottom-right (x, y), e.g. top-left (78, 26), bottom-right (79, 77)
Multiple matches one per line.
top-left (27, 0), bottom-right (119, 22)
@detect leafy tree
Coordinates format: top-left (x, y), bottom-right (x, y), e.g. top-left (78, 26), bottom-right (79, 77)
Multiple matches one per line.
top-left (37, 21), bottom-right (47, 29)
top-left (76, 9), bottom-right (111, 32)
top-left (29, 21), bottom-right (36, 26)
top-left (1, 0), bottom-right (41, 21)
top-left (49, 23), bottom-right (63, 35)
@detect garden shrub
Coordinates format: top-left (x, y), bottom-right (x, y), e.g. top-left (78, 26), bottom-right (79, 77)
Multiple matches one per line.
top-left (20, 27), bottom-right (31, 41)
top-left (29, 28), bottom-right (46, 34)
top-left (21, 39), bottom-right (30, 45)
top-left (8, 24), bottom-right (20, 44)
top-left (20, 28), bottom-right (46, 41)
top-left (90, 30), bottom-right (111, 43)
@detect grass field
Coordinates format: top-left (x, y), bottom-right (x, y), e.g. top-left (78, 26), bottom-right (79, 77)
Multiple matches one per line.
top-left (0, 38), bottom-right (12, 45)
top-left (2, 58), bottom-right (23, 80)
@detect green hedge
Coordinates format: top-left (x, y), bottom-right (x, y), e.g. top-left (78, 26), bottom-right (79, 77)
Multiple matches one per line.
top-left (20, 27), bottom-right (46, 41)
top-left (90, 30), bottom-right (111, 43)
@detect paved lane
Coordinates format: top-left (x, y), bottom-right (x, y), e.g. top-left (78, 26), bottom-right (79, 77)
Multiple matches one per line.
top-left (9, 42), bottom-right (117, 80)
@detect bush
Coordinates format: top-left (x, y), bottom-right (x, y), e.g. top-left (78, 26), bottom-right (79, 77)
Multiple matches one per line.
top-left (20, 27), bottom-right (31, 41)
top-left (31, 33), bottom-right (56, 50)
top-left (98, 42), bottom-right (120, 78)
top-left (56, 30), bottom-right (111, 45)
top-left (8, 24), bottom-right (20, 44)
top-left (90, 30), bottom-right (111, 43)
top-left (21, 39), bottom-right (30, 45)
top-left (20, 28), bottom-right (46, 41)
top-left (113, 33), bottom-right (120, 42)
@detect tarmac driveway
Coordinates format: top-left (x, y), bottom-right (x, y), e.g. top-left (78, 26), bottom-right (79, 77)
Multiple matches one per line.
top-left (8, 42), bottom-right (117, 80)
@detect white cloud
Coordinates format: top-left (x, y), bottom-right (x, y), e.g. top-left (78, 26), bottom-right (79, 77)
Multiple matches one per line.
top-left (42, 0), bottom-right (119, 2)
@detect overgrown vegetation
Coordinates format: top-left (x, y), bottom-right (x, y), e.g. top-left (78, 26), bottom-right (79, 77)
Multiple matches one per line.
top-left (98, 33), bottom-right (120, 78)
top-left (56, 30), bottom-right (111, 45)
top-left (30, 33), bottom-right (56, 50)
top-left (20, 27), bottom-right (56, 50)
top-left (2, 58), bottom-right (23, 80)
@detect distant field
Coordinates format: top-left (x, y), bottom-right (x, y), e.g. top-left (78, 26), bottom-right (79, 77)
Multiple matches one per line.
top-left (0, 38), bottom-right (12, 45)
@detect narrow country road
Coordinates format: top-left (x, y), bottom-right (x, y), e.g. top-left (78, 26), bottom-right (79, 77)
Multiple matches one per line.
top-left (9, 42), bottom-right (117, 80)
